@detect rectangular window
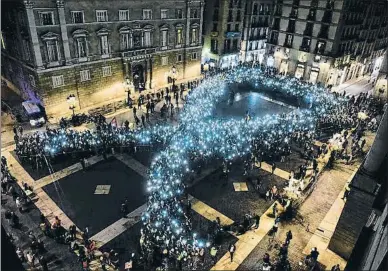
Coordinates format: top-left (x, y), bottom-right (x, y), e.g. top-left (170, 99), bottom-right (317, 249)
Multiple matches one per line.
top-left (80, 70), bottom-right (91, 82)
top-left (46, 40), bottom-right (58, 62)
top-left (259, 4), bottom-right (264, 13)
top-left (39, 12), bottom-right (54, 25)
top-left (177, 54), bottom-right (183, 62)
top-left (102, 66), bottom-right (112, 77)
top-left (286, 34), bottom-right (293, 46)
top-left (71, 11), bottom-right (84, 24)
top-left (119, 10), bottom-right (130, 21)
top-left (191, 9), bottom-right (199, 18)
top-left (161, 30), bottom-right (168, 47)
top-left (144, 31), bottom-right (151, 47)
top-left (176, 29), bottom-right (183, 45)
top-left (52, 75), bottom-right (64, 88)
top-left (176, 9), bottom-right (183, 19)
top-left (161, 56), bottom-right (168, 66)
top-left (191, 28), bottom-right (198, 44)
top-left (161, 9), bottom-right (168, 19)
top-left (143, 9), bottom-right (152, 20)
top-left (100, 35), bottom-right (109, 55)
top-left (120, 33), bottom-right (131, 50)
top-left (77, 38), bottom-right (87, 58)
top-left (96, 10), bottom-right (108, 22)
top-left (191, 52), bottom-right (198, 60)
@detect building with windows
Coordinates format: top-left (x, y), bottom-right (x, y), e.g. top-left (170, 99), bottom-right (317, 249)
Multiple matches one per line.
top-left (240, 0), bottom-right (272, 65)
top-left (202, 0), bottom-right (245, 69)
top-left (266, 0), bottom-right (388, 86)
top-left (1, 0), bottom-right (204, 116)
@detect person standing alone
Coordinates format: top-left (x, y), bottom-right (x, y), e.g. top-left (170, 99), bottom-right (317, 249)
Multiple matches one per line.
top-left (229, 243), bottom-right (236, 262)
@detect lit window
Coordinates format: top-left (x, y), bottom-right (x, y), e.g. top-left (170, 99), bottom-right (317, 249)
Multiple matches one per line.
top-left (176, 28), bottom-right (183, 45)
top-left (102, 66), bottom-right (112, 77)
top-left (80, 70), bottom-right (91, 82)
top-left (52, 75), bottom-right (64, 88)
top-left (96, 10), bottom-right (108, 22)
top-left (119, 10), bottom-right (130, 21)
top-left (191, 28), bottom-right (198, 44)
top-left (71, 11), bottom-right (84, 23)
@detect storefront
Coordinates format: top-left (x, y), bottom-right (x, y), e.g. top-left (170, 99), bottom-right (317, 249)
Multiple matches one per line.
top-left (309, 67), bottom-right (320, 84)
top-left (295, 64), bottom-right (305, 79)
top-left (219, 54), bottom-right (239, 69)
top-left (279, 60), bottom-right (288, 75)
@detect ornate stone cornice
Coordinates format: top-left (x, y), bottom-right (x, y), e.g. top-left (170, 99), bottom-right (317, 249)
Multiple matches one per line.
top-left (56, 0), bottom-right (65, 8)
top-left (23, 0), bottom-right (34, 9)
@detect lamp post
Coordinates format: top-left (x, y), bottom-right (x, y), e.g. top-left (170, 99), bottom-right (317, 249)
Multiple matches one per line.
top-left (67, 94), bottom-right (76, 116)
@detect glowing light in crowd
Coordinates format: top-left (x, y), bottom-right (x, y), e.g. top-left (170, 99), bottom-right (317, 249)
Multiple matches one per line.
top-left (21, 67), bottom-right (347, 258)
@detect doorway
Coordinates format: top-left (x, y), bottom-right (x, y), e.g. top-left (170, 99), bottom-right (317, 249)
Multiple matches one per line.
top-left (132, 64), bottom-right (145, 91)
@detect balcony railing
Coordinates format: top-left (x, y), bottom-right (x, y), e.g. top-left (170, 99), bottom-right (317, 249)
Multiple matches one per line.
top-left (300, 46), bottom-right (310, 52)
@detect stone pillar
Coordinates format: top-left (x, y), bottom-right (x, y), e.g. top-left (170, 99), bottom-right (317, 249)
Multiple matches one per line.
top-left (56, 0), bottom-right (71, 64)
top-left (363, 104), bottom-right (388, 175)
top-left (24, 0), bottom-right (43, 68)
top-left (199, 1), bottom-right (204, 44)
top-left (148, 58), bottom-right (153, 89)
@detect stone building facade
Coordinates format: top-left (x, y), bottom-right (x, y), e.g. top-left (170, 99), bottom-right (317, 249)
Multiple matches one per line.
top-left (266, 0), bottom-right (388, 86)
top-left (240, 0), bottom-right (272, 65)
top-left (202, 0), bottom-right (245, 69)
top-left (1, 0), bottom-right (204, 116)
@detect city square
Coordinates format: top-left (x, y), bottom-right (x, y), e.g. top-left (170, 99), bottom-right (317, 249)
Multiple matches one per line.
top-left (1, 0), bottom-right (388, 271)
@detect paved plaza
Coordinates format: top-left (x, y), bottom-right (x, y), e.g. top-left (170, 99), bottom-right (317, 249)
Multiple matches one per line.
top-left (1, 92), bottom-right (377, 270)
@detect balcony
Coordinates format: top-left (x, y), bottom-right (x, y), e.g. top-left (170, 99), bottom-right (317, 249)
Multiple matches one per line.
top-left (322, 13), bottom-right (333, 24)
top-left (222, 48), bottom-right (240, 54)
top-left (283, 42), bottom-right (293, 48)
top-left (300, 46), bottom-right (310, 52)
top-left (318, 32), bottom-right (329, 39)
top-left (306, 14), bottom-right (316, 21)
top-left (303, 29), bottom-right (313, 36)
top-left (121, 47), bottom-right (156, 58)
top-left (289, 12), bottom-right (298, 19)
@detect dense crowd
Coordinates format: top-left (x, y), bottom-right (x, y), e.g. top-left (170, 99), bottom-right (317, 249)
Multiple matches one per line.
top-left (6, 66), bottom-right (386, 270)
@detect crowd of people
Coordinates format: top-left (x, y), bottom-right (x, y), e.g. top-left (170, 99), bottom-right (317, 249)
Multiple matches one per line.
top-left (5, 65), bottom-right (386, 270)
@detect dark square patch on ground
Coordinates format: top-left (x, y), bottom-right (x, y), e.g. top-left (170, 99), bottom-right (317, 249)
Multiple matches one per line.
top-left (43, 157), bottom-right (147, 236)
top-left (188, 162), bottom-right (286, 222)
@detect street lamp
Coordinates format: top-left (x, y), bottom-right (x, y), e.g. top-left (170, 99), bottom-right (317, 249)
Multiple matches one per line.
top-left (171, 66), bottom-right (178, 86)
top-left (67, 94), bottom-right (76, 116)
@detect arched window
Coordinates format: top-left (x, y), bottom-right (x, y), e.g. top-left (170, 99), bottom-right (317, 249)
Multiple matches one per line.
top-left (119, 26), bottom-right (133, 51)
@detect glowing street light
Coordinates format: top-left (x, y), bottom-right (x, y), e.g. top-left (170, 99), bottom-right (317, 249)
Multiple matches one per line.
top-left (66, 94), bottom-right (76, 116)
